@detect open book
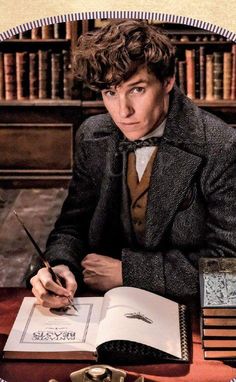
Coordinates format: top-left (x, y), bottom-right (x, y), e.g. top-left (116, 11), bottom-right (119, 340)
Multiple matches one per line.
top-left (3, 286), bottom-right (189, 363)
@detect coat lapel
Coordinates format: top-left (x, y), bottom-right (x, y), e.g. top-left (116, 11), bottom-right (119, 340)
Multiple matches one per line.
top-left (145, 85), bottom-right (207, 249)
top-left (145, 142), bottom-right (203, 249)
top-left (88, 130), bottom-right (123, 251)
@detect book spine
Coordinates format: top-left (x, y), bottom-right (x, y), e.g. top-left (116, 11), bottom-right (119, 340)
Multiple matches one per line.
top-left (204, 328), bottom-right (236, 337)
top-left (204, 317), bottom-right (236, 326)
top-left (213, 51), bottom-right (223, 100)
top-left (0, 52), bottom-right (5, 100)
top-left (29, 53), bottom-right (39, 100)
top-left (4, 53), bottom-right (17, 100)
top-left (231, 45), bottom-right (236, 100)
top-left (185, 49), bottom-right (195, 99)
top-left (63, 50), bottom-right (72, 99)
top-left (38, 50), bottom-right (51, 99)
top-left (195, 47), bottom-right (200, 99)
top-left (203, 339), bottom-right (236, 348)
top-left (19, 30), bottom-right (31, 39)
top-left (199, 46), bottom-right (206, 100)
top-left (203, 307), bottom-right (236, 317)
top-left (178, 61), bottom-right (187, 95)
top-left (51, 53), bottom-right (63, 99)
top-left (41, 25), bottom-right (54, 39)
top-left (16, 52), bottom-right (29, 100)
top-left (66, 21), bottom-right (72, 39)
top-left (204, 350), bottom-right (236, 359)
top-left (54, 23), bottom-right (66, 39)
top-left (223, 52), bottom-right (232, 100)
top-left (31, 27), bottom-right (41, 39)
top-left (205, 54), bottom-right (214, 100)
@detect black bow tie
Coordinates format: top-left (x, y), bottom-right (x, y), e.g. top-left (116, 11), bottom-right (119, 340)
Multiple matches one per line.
top-left (118, 137), bottom-right (162, 152)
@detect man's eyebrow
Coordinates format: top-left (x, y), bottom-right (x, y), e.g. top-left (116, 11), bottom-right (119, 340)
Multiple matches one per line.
top-left (126, 79), bottom-right (148, 87)
top-left (103, 79), bottom-right (148, 90)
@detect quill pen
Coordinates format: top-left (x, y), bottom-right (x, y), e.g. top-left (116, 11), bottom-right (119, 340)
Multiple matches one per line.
top-left (13, 210), bottom-right (78, 312)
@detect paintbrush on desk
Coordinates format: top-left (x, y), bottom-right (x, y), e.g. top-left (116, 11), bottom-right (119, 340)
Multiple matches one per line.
top-left (13, 209), bottom-right (78, 312)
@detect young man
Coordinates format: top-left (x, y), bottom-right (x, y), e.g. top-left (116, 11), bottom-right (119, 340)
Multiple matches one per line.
top-left (30, 20), bottom-right (236, 308)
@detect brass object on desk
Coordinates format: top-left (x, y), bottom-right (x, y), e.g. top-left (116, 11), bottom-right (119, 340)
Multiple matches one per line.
top-left (47, 367), bottom-right (145, 382)
top-left (70, 365), bottom-right (126, 382)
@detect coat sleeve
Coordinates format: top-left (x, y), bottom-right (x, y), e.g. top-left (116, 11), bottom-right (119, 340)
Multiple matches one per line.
top-left (121, 140), bottom-right (236, 304)
top-left (26, 121), bottom-right (99, 288)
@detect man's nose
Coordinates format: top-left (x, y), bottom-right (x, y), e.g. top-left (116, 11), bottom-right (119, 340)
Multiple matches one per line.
top-left (119, 97), bottom-right (134, 118)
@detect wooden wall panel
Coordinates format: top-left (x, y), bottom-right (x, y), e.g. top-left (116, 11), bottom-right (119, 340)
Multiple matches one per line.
top-left (0, 123), bottom-right (73, 172)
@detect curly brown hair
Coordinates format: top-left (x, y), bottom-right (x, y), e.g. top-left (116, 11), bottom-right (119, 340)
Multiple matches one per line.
top-left (73, 19), bottom-right (176, 91)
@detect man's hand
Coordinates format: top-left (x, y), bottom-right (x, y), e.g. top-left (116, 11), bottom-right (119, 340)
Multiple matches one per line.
top-left (81, 253), bottom-right (123, 291)
top-left (30, 265), bottom-right (77, 308)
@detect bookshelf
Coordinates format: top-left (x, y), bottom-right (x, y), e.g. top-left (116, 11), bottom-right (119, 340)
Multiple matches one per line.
top-left (0, 20), bottom-right (235, 187)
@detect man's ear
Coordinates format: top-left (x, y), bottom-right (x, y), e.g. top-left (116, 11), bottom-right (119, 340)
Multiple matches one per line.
top-left (164, 76), bottom-right (175, 94)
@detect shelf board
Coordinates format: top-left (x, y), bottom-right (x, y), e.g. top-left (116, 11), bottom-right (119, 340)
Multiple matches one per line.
top-left (0, 99), bottom-right (235, 108)
top-left (0, 99), bottom-right (82, 107)
top-left (194, 99), bottom-right (236, 107)
top-left (0, 39), bottom-right (70, 44)
top-left (173, 41), bottom-right (234, 45)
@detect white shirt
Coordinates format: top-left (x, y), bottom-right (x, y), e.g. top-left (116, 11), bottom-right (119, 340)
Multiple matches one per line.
top-left (135, 119), bottom-right (166, 181)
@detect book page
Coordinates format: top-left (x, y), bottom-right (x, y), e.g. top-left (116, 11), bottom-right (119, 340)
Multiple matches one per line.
top-left (96, 287), bottom-right (182, 358)
top-left (4, 297), bottom-right (103, 353)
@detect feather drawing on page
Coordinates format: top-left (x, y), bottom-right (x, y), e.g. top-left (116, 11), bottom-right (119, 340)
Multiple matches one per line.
top-left (124, 312), bottom-right (153, 324)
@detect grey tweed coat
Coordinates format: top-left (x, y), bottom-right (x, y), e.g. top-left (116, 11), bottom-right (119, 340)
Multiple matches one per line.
top-left (43, 85), bottom-right (236, 304)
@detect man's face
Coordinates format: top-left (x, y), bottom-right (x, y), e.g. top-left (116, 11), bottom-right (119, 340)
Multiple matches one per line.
top-left (101, 66), bottom-right (175, 140)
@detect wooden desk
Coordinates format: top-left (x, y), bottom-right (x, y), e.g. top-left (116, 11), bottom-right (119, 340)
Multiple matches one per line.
top-left (0, 288), bottom-right (236, 382)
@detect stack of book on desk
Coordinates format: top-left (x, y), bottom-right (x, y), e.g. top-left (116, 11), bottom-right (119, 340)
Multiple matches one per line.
top-left (200, 258), bottom-right (236, 359)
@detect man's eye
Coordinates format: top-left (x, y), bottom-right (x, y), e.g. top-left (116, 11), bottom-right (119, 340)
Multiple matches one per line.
top-left (103, 90), bottom-right (116, 97)
top-left (131, 87), bottom-right (144, 94)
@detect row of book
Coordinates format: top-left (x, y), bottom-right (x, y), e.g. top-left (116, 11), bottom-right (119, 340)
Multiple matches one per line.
top-left (200, 258), bottom-right (236, 360)
top-left (0, 47), bottom-right (236, 101)
top-left (12, 22), bottom-right (73, 40)
top-left (176, 45), bottom-right (236, 100)
top-left (0, 51), bottom-right (72, 100)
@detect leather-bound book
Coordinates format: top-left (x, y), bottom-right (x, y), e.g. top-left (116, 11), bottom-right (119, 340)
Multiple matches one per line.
top-left (178, 61), bottom-right (187, 94)
top-left (38, 50), bottom-right (51, 99)
top-left (19, 30), bottom-right (31, 39)
top-left (194, 47), bottom-right (200, 99)
top-left (231, 44), bottom-right (236, 100)
top-left (41, 25), bottom-right (54, 39)
top-left (31, 27), bottom-right (41, 39)
top-left (4, 53), bottom-right (16, 100)
top-left (66, 21), bottom-right (72, 39)
top-left (206, 54), bottom-right (214, 100)
top-left (29, 53), bottom-right (39, 99)
top-left (51, 53), bottom-right (63, 99)
top-left (185, 49), bottom-right (195, 99)
top-left (223, 52), bottom-right (232, 100)
top-left (199, 46), bottom-right (206, 100)
top-left (63, 49), bottom-right (72, 99)
top-left (213, 51), bottom-right (223, 99)
top-left (54, 23), bottom-right (66, 39)
top-left (16, 52), bottom-right (29, 100)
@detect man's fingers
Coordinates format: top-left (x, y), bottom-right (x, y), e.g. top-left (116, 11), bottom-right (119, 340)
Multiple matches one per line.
top-left (36, 268), bottom-right (70, 297)
top-left (81, 253), bottom-right (101, 266)
top-left (31, 284), bottom-right (69, 309)
top-left (52, 265), bottom-right (77, 295)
